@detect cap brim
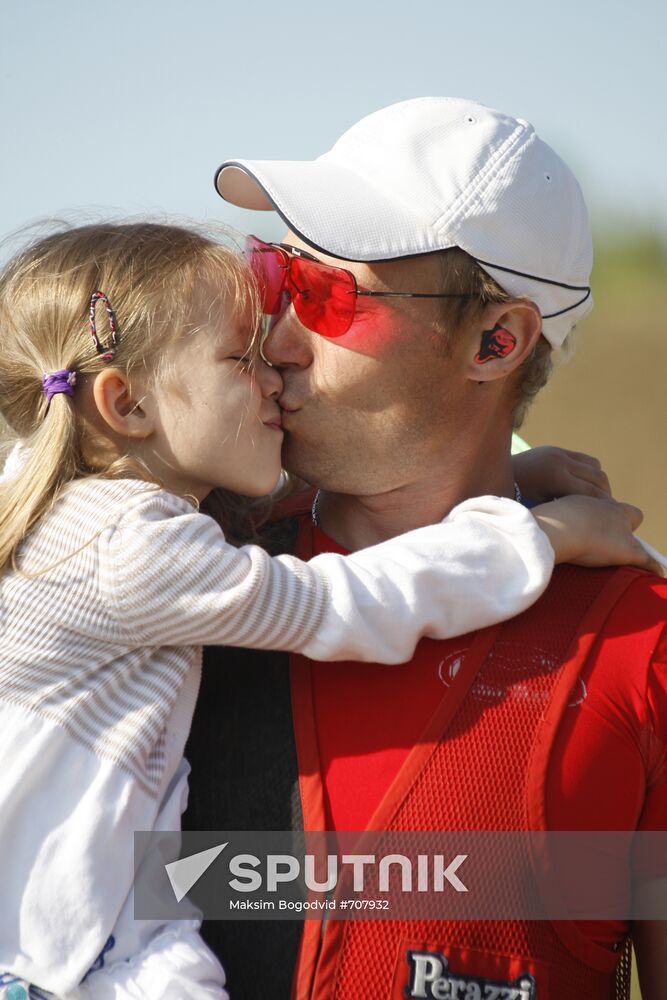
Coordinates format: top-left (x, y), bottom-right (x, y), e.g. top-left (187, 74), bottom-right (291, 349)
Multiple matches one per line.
top-left (215, 163), bottom-right (276, 211)
top-left (215, 158), bottom-right (444, 263)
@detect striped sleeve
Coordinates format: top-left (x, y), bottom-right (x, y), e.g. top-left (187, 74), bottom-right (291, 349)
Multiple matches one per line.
top-left (99, 492), bottom-right (555, 664)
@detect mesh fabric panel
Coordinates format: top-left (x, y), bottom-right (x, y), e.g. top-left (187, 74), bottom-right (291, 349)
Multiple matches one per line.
top-left (325, 567), bottom-right (630, 1000)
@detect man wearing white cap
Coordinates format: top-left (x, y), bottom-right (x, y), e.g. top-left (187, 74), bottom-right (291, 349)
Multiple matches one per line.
top-left (185, 98), bottom-right (667, 998)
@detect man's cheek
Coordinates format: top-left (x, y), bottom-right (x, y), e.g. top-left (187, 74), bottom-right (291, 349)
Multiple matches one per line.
top-left (326, 305), bottom-right (408, 359)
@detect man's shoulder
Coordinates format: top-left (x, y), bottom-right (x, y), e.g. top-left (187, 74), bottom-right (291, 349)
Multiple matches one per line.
top-left (553, 565), bottom-right (667, 633)
top-left (583, 570), bottom-right (667, 699)
top-left (608, 570), bottom-right (667, 630)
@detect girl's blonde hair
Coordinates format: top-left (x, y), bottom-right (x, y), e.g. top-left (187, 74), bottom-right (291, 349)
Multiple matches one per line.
top-left (0, 220), bottom-right (263, 572)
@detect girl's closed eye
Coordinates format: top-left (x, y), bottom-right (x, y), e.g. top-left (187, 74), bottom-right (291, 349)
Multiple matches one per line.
top-left (228, 352), bottom-right (253, 369)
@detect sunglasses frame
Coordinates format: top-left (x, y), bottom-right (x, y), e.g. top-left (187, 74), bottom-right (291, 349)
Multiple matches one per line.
top-left (246, 235), bottom-right (478, 338)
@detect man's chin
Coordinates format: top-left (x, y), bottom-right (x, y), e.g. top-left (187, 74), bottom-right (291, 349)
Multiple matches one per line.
top-left (280, 437), bottom-right (322, 488)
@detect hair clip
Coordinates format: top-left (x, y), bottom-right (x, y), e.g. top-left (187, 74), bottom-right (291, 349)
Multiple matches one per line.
top-left (89, 291), bottom-right (120, 360)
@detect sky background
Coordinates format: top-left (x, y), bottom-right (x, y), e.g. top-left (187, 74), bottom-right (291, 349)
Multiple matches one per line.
top-left (1, 0), bottom-right (666, 252)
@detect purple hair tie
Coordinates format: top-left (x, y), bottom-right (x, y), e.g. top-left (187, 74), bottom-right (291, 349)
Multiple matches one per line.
top-left (42, 368), bottom-right (77, 402)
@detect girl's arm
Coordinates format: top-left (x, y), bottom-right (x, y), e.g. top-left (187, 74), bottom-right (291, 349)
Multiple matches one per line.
top-left (101, 489), bottom-right (654, 666)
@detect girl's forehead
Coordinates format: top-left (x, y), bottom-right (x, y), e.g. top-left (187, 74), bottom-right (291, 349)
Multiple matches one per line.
top-left (179, 280), bottom-right (251, 352)
top-left (189, 276), bottom-right (241, 326)
top-left (186, 258), bottom-right (262, 356)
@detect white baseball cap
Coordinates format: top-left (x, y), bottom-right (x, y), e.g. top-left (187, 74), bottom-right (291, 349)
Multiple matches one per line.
top-left (215, 96), bottom-right (593, 348)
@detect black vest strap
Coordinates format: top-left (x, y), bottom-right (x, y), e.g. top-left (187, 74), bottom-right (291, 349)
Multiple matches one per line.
top-left (183, 517), bottom-right (304, 999)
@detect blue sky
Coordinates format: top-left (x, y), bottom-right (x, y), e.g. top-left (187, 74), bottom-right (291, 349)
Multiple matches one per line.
top-left (1, 0), bottom-right (665, 248)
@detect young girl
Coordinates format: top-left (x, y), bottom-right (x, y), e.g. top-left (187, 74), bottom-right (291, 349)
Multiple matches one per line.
top-left (0, 222), bottom-right (653, 1000)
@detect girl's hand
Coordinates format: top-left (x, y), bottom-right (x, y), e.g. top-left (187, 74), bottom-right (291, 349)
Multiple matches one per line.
top-left (513, 446), bottom-right (611, 502)
top-left (533, 495), bottom-right (663, 575)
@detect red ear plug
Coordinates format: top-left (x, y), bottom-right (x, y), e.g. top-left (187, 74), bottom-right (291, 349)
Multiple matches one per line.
top-left (474, 323), bottom-right (516, 364)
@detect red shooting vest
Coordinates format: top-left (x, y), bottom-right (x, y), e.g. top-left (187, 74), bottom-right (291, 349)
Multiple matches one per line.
top-left (290, 514), bottom-right (642, 1000)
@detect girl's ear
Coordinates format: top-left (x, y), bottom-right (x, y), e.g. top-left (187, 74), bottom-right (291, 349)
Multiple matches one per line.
top-left (464, 300), bottom-right (543, 383)
top-left (92, 368), bottom-right (155, 439)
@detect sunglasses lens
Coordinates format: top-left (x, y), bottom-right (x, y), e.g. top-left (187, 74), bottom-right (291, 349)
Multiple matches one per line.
top-left (290, 257), bottom-right (356, 338)
top-left (245, 236), bottom-right (286, 314)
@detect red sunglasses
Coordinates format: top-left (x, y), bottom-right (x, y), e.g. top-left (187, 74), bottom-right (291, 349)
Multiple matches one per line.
top-left (245, 235), bottom-right (477, 339)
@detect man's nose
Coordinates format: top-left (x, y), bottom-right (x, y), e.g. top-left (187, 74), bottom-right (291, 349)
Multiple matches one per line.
top-left (257, 357), bottom-right (283, 399)
top-left (263, 308), bottom-right (314, 370)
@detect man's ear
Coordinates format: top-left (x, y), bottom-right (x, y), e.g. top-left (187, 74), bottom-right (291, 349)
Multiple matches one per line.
top-left (465, 301), bottom-right (543, 383)
top-left (92, 368), bottom-right (154, 438)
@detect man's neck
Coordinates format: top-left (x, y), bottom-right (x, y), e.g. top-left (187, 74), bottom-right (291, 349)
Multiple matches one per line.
top-left (315, 459), bottom-right (516, 552)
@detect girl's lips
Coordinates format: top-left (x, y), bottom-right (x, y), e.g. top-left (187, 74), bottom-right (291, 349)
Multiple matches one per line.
top-left (262, 404), bottom-right (283, 430)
